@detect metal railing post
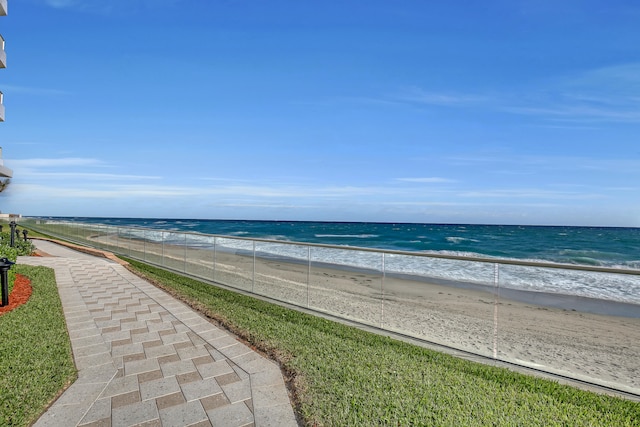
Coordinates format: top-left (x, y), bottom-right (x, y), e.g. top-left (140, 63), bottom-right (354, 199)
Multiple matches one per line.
top-left (381, 253), bottom-right (386, 329)
top-left (213, 237), bottom-right (217, 282)
top-left (493, 263), bottom-right (500, 360)
top-left (307, 246), bottom-right (311, 308)
top-left (184, 233), bottom-right (187, 273)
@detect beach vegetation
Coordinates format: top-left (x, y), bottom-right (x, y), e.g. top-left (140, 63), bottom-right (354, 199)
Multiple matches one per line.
top-left (124, 257), bottom-right (640, 426)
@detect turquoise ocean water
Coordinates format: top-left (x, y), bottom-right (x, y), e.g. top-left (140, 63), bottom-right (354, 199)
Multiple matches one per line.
top-left (42, 217), bottom-right (640, 305)
top-left (61, 218), bottom-right (640, 267)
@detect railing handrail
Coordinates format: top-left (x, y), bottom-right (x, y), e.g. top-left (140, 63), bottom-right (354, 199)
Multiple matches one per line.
top-left (33, 218), bottom-right (640, 277)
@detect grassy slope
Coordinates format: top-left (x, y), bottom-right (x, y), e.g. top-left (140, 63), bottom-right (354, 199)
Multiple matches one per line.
top-left (0, 265), bottom-right (77, 427)
top-left (124, 257), bottom-right (640, 427)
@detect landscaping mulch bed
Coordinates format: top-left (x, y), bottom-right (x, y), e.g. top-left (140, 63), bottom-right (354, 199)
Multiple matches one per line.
top-left (0, 274), bottom-right (33, 315)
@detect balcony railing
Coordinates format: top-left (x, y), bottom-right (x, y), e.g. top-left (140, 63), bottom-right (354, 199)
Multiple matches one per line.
top-left (18, 217), bottom-right (640, 397)
top-left (0, 35), bottom-right (5, 69)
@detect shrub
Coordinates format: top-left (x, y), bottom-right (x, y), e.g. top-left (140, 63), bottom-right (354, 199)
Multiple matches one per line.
top-left (0, 232), bottom-right (35, 261)
top-left (0, 232), bottom-right (35, 296)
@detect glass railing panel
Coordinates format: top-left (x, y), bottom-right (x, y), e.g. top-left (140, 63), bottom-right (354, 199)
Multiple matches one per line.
top-left (91, 225), bottom-right (106, 250)
top-left (308, 247), bottom-right (384, 326)
top-left (254, 242), bottom-right (309, 306)
top-left (79, 222), bottom-right (88, 243)
top-left (59, 222), bottom-right (68, 239)
top-left (77, 223), bottom-right (89, 244)
top-left (73, 222), bottom-right (82, 241)
top-left (99, 225), bottom-right (120, 252)
top-left (382, 253), bottom-right (496, 358)
top-left (124, 227), bottom-right (146, 261)
top-left (162, 231), bottom-right (186, 272)
top-left (57, 222), bottom-right (68, 239)
top-left (90, 224), bottom-right (104, 248)
top-left (211, 237), bottom-right (254, 292)
top-left (63, 222), bottom-right (76, 242)
top-left (44, 221), bottom-right (62, 238)
top-left (116, 227), bottom-right (131, 258)
top-left (140, 229), bottom-right (164, 266)
top-left (497, 263), bottom-right (640, 394)
top-left (185, 233), bottom-right (215, 280)
top-left (98, 225), bottom-right (112, 250)
top-left (113, 227), bottom-right (125, 254)
top-left (83, 223), bottom-right (103, 247)
top-left (56, 221), bottom-right (67, 238)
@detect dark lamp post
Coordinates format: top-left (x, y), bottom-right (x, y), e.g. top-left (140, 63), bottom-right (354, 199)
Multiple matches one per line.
top-left (0, 257), bottom-right (15, 307)
top-left (22, 229), bottom-right (28, 241)
top-left (9, 221), bottom-right (16, 247)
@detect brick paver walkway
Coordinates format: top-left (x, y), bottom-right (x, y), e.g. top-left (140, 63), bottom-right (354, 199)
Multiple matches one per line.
top-left (19, 240), bottom-right (298, 427)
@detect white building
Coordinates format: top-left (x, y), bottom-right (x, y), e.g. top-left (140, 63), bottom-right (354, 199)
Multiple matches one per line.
top-left (0, 0), bottom-right (12, 180)
top-left (0, 0), bottom-right (6, 124)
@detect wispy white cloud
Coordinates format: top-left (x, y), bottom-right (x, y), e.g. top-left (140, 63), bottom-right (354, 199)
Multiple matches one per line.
top-left (396, 177), bottom-right (457, 184)
top-left (8, 182), bottom-right (383, 199)
top-left (504, 103), bottom-right (640, 123)
top-left (11, 176), bottom-right (609, 207)
top-left (45, 0), bottom-right (77, 8)
top-left (42, 0), bottom-right (182, 14)
top-left (10, 183), bottom-right (182, 198)
top-left (503, 64), bottom-right (640, 123)
top-left (25, 172), bottom-right (161, 180)
top-left (391, 62), bottom-right (640, 123)
top-left (459, 189), bottom-right (604, 200)
top-left (1, 84), bottom-right (70, 96)
top-left (9, 157), bottom-right (160, 181)
top-left (573, 63), bottom-right (640, 91)
top-left (10, 158), bottom-right (104, 168)
top-left (393, 86), bottom-right (487, 107)
top-left (447, 153), bottom-right (640, 174)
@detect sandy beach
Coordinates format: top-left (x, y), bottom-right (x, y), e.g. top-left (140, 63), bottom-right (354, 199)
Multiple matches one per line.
top-left (250, 253), bottom-right (640, 394)
top-left (89, 232), bottom-right (640, 395)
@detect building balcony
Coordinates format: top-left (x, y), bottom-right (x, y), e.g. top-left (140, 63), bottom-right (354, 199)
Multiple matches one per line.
top-left (0, 163), bottom-right (12, 178)
top-left (0, 35), bottom-right (5, 68)
top-left (0, 0), bottom-right (7, 17)
top-left (0, 147), bottom-right (11, 178)
top-left (0, 160), bottom-right (11, 178)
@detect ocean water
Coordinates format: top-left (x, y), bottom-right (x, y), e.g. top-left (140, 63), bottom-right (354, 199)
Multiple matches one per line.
top-left (44, 217), bottom-right (640, 305)
top-left (66, 218), bottom-right (640, 267)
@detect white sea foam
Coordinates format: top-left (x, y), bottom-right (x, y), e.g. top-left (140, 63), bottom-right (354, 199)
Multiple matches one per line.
top-left (445, 236), bottom-right (480, 244)
top-left (205, 237), bottom-right (640, 304)
top-left (315, 234), bottom-right (380, 238)
top-left (47, 221), bottom-right (640, 305)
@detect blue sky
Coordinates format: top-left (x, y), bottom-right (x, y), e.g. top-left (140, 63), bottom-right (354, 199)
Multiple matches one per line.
top-left (1, 0), bottom-right (639, 226)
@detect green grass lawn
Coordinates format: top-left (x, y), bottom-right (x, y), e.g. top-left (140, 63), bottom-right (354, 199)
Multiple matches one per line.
top-left (124, 257), bottom-right (640, 427)
top-left (0, 265), bottom-right (77, 427)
